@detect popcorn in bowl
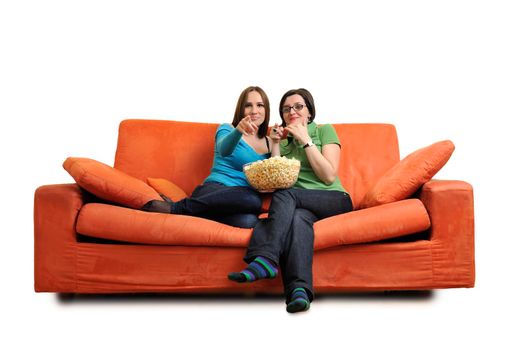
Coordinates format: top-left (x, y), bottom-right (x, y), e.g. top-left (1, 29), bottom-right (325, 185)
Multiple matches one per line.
top-left (243, 156), bottom-right (301, 192)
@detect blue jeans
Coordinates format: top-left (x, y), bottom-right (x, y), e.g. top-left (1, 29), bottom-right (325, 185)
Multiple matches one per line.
top-left (171, 182), bottom-right (262, 228)
top-left (244, 188), bottom-right (353, 302)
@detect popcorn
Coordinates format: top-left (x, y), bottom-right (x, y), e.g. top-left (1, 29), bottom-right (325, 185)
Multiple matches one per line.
top-left (243, 157), bottom-right (300, 192)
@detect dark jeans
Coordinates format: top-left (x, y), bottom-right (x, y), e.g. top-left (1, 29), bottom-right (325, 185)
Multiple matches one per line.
top-left (171, 182), bottom-right (262, 228)
top-left (245, 188), bottom-right (353, 302)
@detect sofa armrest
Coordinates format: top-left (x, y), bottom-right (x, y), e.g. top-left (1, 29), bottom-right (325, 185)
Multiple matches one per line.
top-left (419, 179), bottom-right (475, 287)
top-left (34, 184), bottom-right (84, 292)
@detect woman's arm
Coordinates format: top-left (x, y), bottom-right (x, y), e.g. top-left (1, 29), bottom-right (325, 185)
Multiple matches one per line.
top-left (269, 123), bottom-right (283, 157)
top-left (217, 116), bottom-right (260, 157)
top-left (286, 121), bottom-right (340, 185)
top-left (216, 127), bottom-right (242, 157)
top-left (304, 143), bottom-right (340, 185)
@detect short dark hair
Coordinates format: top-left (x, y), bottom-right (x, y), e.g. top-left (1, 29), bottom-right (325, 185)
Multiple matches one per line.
top-left (232, 86), bottom-right (270, 138)
top-left (278, 88), bottom-right (316, 126)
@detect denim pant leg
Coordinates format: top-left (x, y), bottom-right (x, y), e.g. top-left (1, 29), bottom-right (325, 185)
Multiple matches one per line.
top-left (244, 189), bottom-right (298, 264)
top-left (245, 188), bottom-right (353, 298)
top-left (172, 182), bottom-right (262, 228)
top-left (280, 208), bottom-right (317, 302)
top-left (291, 188), bottom-right (353, 220)
top-left (172, 182), bottom-right (262, 215)
top-left (207, 213), bottom-right (260, 229)
top-left (246, 188), bottom-right (352, 261)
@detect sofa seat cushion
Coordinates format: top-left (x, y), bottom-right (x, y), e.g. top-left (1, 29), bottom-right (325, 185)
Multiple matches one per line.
top-left (314, 199), bottom-right (431, 250)
top-left (77, 203), bottom-right (251, 247)
top-left (77, 199), bottom-right (430, 248)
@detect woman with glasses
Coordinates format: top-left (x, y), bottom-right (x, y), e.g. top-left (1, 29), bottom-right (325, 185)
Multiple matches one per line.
top-left (228, 88), bottom-right (353, 313)
top-left (142, 86), bottom-right (272, 228)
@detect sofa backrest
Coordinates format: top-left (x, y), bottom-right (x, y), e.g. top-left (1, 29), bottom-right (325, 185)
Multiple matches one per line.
top-left (333, 124), bottom-right (399, 206)
top-left (114, 120), bottom-right (400, 207)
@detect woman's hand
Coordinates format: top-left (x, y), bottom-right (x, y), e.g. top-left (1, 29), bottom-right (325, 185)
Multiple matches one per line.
top-left (269, 123), bottom-right (285, 157)
top-left (236, 116), bottom-right (258, 136)
top-left (287, 118), bottom-right (341, 185)
top-left (269, 123), bottom-right (287, 144)
top-left (285, 117), bottom-right (310, 145)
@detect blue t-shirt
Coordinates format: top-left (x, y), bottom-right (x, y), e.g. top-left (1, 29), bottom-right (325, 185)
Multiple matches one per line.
top-left (204, 124), bottom-right (270, 187)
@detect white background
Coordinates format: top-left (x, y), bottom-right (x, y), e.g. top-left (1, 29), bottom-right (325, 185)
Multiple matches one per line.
top-left (1, 0), bottom-right (524, 348)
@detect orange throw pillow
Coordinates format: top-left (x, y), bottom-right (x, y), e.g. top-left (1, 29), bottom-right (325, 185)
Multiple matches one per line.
top-left (63, 157), bottom-right (162, 209)
top-left (358, 140), bottom-right (455, 209)
top-left (146, 178), bottom-right (187, 202)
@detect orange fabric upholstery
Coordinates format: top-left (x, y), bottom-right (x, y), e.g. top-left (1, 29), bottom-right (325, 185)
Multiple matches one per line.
top-left (147, 177), bottom-right (187, 202)
top-left (313, 199), bottom-right (430, 250)
top-left (114, 120), bottom-right (217, 196)
top-left (359, 140), bottom-right (455, 209)
top-left (63, 157), bottom-right (162, 209)
top-left (77, 203), bottom-right (251, 246)
top-left (34, 184), bottom-right (83, 291)
top-left (34, 120), bottom-right (475, 294)
top-left (68, 242), bottom-right (435, 293)
top-left (76, 199), bottom-right (429, 248)
top-left (260, 193), bottom-right (272, 212)
top-left (114, 121), bottom-right (400, 209)
top-left (333, 124), bottom-right (400, 208)
top-left (420, 180), bottom-right (475, 287)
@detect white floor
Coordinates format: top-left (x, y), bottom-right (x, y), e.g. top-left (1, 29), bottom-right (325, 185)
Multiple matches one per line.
top-left (2, 1), bottom-right (525, 348)
top-left (5, 280), bottom-right (524, 349)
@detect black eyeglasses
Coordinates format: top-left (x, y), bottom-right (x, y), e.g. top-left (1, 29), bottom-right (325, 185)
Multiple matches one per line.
top-left (282, 103), bottom-right (306, 114)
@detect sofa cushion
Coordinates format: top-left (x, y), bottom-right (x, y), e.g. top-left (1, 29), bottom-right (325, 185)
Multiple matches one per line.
top-left (147, 177), bottom-right (187, 202)
top-left (358, 140), bottom-right (454, 209)
top-left (314, 199), bottom-right (430, 250)
top-left (77, 203), bottom-right (251, 246)
top-left (76, 199), bottom-right (430, 248)
top-left (63, 157), bottom-right (162, 209)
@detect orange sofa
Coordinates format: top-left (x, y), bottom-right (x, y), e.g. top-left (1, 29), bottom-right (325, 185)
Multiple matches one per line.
top-left (34, 120), bottom-right (475, 294)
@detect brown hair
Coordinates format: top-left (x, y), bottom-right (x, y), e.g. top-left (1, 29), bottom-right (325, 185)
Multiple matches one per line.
top-left (278, 88), bottom-right (316, 126)
top-left (232, 86), bottom-right (270, 138)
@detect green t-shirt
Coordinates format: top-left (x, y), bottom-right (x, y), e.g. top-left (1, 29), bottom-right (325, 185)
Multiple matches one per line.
top-left (280, 122), bottom-right (347, 193)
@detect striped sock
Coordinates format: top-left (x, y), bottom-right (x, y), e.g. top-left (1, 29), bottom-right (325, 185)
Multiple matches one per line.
top-left (286, 288), bottom-right (310, 313)
top-left (228, 256), bottom-right (278, 283)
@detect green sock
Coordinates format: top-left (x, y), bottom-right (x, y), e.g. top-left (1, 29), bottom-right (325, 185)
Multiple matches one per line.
top-left (286, 287), bottom-right (310, 313)
top-left (228, 256), bottom-right (278, 283)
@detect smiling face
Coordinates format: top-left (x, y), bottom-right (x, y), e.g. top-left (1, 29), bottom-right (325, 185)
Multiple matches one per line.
top-left (243, 91), bottom-right (266, 126)
top-left (232, 86), bottom-right (270, 138)
top-left (282, 94), bottom-right (310, 125)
